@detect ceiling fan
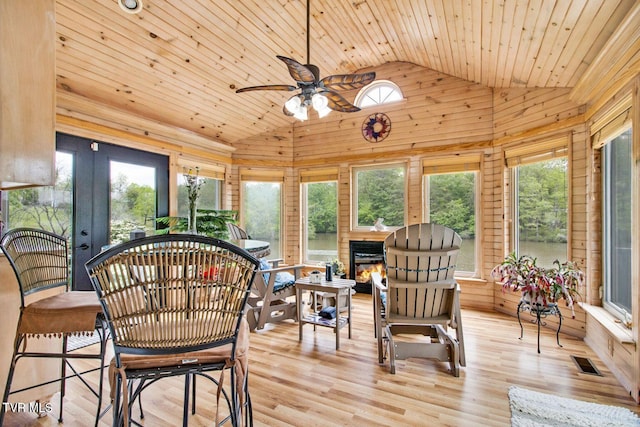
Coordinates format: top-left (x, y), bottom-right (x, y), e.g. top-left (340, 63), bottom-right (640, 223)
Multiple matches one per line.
top-left (235, 0), bottom-right (375, 120)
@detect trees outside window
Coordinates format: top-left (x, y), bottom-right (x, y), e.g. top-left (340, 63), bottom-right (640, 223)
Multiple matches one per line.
top-left (3, 151), bottom-right (73, 237)
top-left (303, 181), bottom-right (338, 263)
top-left (177, 174), bottom-right (222, 215)
top-left (353, 164), bottom-right (405, 229)
top-left (241, 181), bottom-right (281, 258)
top-left (426, 172), bottom-right (477, 274)
top-left (513, 158), bottom-right (568, 266)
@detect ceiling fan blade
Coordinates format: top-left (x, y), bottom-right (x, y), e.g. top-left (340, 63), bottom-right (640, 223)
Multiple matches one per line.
top-left (320, 72), bottom-right (376, 91)
top-left (323, 90), bottom-right (361, 113)
top-left (236, 84), bottom-right (297, 93)
top-left (276, 56), bottom-right (317, 83)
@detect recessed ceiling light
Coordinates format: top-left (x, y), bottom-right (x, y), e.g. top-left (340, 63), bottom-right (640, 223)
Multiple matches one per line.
top-left (118, 0), bottom-right (143, 14)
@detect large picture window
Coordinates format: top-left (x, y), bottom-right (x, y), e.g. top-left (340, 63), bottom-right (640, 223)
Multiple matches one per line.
top-left (302, 180), bottom-right (338, 264)
top-left (425, 171), bottom-right (477, 274)
top-left (506, 137), bottom-right (569, 267)
top-left (602, 127), bottom-right (632, 318)
top-left (352, 164), bottom-right (406, 230)
top-left (241, 171), bottom-right (283, 258)
top-left (512, 158), bottom-right (568, 266)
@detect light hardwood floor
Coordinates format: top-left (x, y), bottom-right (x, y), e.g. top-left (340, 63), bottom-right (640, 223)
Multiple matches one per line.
top-left (4, 293), bottom-right (640, 426)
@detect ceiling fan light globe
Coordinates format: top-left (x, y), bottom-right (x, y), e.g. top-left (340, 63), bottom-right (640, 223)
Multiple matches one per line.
top-left (293, 107), bottom-right (308, 121)
top-left (317, 105), bottom-right (331, 118)
top-left (312, 93), bottom-right (328, 110)
top-left (285, 96), bottom-right (302, 114)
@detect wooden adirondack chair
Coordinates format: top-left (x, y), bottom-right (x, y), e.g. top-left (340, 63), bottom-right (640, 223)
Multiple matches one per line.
top-left (246, 258), bottom-right (305, 331)
top-left (373, 223), bottom-right (466, 376)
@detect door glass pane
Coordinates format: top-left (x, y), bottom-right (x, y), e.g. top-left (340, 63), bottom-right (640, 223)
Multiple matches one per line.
top-left (304, 181), bottom-right (338, 263)
top-left (110, 161), bottom-right (156, 244)
top-left (603, 128), bottom-right (632, 315)
top-left (241, 181), bottom-right (281, 258)
top-left (4, 151), bottom-right (73, 237)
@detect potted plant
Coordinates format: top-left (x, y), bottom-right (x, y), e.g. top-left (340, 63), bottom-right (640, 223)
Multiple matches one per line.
top-left (491, 252), bottom-right (584, 317)
top-left (331, 258), bottom-right (346, 278)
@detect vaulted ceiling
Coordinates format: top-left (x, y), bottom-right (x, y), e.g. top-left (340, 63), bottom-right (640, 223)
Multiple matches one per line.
top-left (54, 0), bottom-right (637, 149)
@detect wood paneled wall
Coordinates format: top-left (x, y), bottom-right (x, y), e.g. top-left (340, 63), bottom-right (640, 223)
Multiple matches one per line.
top-left (55, 59), bottom-right (640, 401)
top-left (228, 62), bottom-right (590, 321)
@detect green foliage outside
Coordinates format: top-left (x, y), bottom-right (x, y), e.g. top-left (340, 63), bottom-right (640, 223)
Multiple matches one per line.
top-left (6, 156), bottom-right (73, 237)
top-left (307, 182), bottom-right (338, 237)
top-left (429, 172), bottom-right (475, 238)
top-left (517, 159), bottom-right (568, 243)
top-left (356, 166), bottom-right (405, 227)
top-left (242, 182), bottom-right (280, 241)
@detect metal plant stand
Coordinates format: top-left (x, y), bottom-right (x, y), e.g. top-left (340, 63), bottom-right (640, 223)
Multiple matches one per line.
top-left (517, 300), bottom-right (562, 354)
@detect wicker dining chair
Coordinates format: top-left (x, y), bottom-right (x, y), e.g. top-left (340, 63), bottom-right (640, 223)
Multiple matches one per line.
top-left (85, 234), bottom-right (259, 427)
top-left (0, 228), bottom-right (109, 426)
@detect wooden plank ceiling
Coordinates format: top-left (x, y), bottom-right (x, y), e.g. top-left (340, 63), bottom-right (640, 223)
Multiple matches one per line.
top-left (54, 0), bottom-right (636, 148)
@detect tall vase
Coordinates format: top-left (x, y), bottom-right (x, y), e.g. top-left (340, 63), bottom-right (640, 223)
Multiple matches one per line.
top-left (187, 200), bottom-right (197, 234)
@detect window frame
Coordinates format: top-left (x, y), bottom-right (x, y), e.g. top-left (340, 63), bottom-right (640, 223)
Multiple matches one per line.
top-left (600, 124), bottom-right (633, 320)
top-left (509, 157), bottom-right (569, 266)
top-left (423, 170), bottom-right (480, 277)
top-left (504, 136), bottom-right (570, 265)
top-left (239, 169), bottom-right (285, 258)
top-left (301, 177), bottom-right (339, 265)
top-left (354, 79), bottom-right (403, 108)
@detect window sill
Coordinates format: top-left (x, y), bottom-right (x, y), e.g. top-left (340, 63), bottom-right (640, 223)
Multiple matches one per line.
top-left (456, 277), bottom-right (487, 286)
top-left (580, 303), bottom-right (634, 345)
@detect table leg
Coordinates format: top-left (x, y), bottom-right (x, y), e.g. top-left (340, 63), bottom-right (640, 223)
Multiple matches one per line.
top-left (347, 288), bottom-right (352, 339)
top-left (335, 297), bottom-right (340, 350)
top-left (297, 287), bottom-right (303, 342)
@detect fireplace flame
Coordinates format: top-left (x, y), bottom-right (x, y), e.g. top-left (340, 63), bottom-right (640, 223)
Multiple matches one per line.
top-left (356, 263), bottom-right (386, 283)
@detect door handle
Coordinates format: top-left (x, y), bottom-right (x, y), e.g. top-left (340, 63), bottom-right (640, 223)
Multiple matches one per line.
top-left (76, 243), bottom-right (89, 250)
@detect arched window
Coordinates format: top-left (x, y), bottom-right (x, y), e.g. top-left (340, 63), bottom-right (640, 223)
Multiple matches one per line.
top-left (354, 80), bottom-right (403, 108)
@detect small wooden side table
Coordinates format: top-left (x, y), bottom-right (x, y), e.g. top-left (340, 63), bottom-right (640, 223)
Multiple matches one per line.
top-left (295, 277), bottom-right (355, 350)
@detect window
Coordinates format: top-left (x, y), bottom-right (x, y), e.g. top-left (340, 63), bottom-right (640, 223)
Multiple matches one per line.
top-left (354, 80), bottom-right (403, 108)
top-left (302, 181), bottom-right (338, 264)
top-left (425, 172), bottom-right (478, 274)
top-left (512, 158), bottom-right (568, 266)
top-left (177, 174), bottom-right (222, 216)
top-left (240, 170), bottom-right (283, 258)
top-left (422, 154), bottom-right (481, 275)
top-left (353, 164), bottom-right (405, 230)
top-left (602, 127), bottom-right (632, 318)
top-left (1, 151), bottom-right (73, 236)
top-left (506, 137), bottom-right (569, 267)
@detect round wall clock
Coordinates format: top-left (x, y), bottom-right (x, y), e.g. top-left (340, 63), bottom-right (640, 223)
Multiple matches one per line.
top-left (362, 112), bottom-right (391, 143)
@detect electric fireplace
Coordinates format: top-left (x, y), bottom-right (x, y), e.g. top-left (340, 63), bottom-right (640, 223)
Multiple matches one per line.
top-left (349, 240), bottom-right (386, 294)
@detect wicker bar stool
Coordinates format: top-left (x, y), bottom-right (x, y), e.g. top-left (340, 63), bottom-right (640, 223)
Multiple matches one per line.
top-left (0, 228), bottom-right (109, 426)
top-left (85, 234), bottom-right (259, 426)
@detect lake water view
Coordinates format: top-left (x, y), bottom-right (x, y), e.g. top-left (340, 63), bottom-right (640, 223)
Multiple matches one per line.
top-left (307, 234), bottom-right (568, 273)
